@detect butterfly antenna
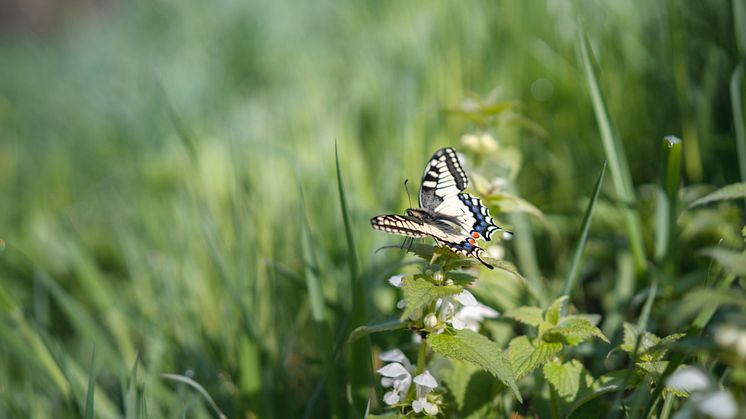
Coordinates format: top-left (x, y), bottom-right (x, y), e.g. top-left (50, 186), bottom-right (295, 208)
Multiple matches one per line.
top-left (404, 179), bottom-right (413, 209)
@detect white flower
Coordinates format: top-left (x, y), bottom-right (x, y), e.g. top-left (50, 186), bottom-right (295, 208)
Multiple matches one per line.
top-left (667, 367), bottom-right (737, 419)
top-left (377, 349), bottom-right (413, 406)
top-left (388, 274), bottom-right (405, 288)
top-left (693, 390), bottom-right (737, 419)
top-left (442, 290), bottom-right (499, 332)
top-left (411, 371), bottom-right (439, 416)
top-left (453, 304), bottom-right (499, 332)
top-left (666, 367), bottom-right (711, 393)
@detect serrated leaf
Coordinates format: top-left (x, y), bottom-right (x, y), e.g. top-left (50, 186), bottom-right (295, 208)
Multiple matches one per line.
top-left (689, 182), bottom-right (746, 207)
top-left (543, 317), bottom-right (609, 346)
top-left (568, 371), bottom-right (632, 416)
top-left (428, 329), bottom-right (521, 401)
top-left (636, 361), bottom-right (668, 378)
top-left (506, 335), bottom-right (562, 380)
top-left (441, 360), bottom-right (480, 411)
top-left (400, 278), bottom-right (462, 321)
top-left (446, 272), bottom-right (477, 286)
top-left (543, 359), bottom-right (594, 402)
top-left (441, 360), bottom-right (496, 416)
top-left (647, 333), bottom-right (685, 361)
top-left (620, 323), bottom-right (661, 359)
top-left (544, 296), bottom-right (568, 325)
top-left (504, 306), bottom-right (545, 327)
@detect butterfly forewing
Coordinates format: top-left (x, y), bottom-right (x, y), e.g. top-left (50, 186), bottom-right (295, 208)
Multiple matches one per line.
top-left (419, 148), bottom-right (469, 211)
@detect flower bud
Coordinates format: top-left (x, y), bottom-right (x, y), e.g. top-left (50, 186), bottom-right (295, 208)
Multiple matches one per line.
top-left (424, 313), bottom-right (438, 329)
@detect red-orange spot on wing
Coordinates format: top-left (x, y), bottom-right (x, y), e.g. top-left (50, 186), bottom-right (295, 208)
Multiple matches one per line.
top-left (472, 232), bottom-right (480, 239)
top-left (468, 238), bottom-right (476, 245)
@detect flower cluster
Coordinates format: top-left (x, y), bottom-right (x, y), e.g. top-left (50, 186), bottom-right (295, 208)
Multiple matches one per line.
top-left (388, 274), bottom-right (498, 335)
top-left (376, 274), bottom-right (499, 413)
top-left (377, 349), bottom-right (441, 416)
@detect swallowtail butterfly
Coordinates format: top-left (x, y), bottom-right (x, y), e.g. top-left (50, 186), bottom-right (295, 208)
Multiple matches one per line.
top-left (371, 147), bottom-right (508, 269)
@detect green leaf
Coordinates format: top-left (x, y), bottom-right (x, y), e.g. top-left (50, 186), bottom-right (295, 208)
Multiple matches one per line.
top-left (348, 318), bottom-right (406, 343)
top-left (441, 360), bottom-right (496, 415)
top-left (506, 335), bottom-right (562, 380)
top-left (561, 161), bottom-right (606, 302)
top-left (543, 359), bottom-right (594, 402)
top-left (84, 346), bottom-right (96, 419)
top-left (428, 329), bottom-right (521, 401)
top-left (446, 271), bottom-right (478, 286)
top-left (503, 306), bottom-right (545, 328)
top-left (543, 317), bottom-right (609, 346)
top-left (400, 277), bottom-right (462, 321)
top-left (544, 296), bottom-right (568, 325)
top-left (568, 371), bottom-right (632, 416)
top-left (161, 373), bottom-right (228, 419)
top-left (689, 182), bottom-right (746, 207)
top-left (620, 322), bottom-right (659, 357)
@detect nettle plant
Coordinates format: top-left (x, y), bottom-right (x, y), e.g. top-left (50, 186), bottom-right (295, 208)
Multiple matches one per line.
top-left (364, 130), bottom-right (612, 417)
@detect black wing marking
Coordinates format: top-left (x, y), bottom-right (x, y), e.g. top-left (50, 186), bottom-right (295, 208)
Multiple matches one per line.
top-left (370, 215), bottom-right (430, 238)
top-left (419, 148), bottom-right (469, 211)
top-left (438, 238), bottom-right (494, 269)
top-left (456, 193), bottom-right (502, 240)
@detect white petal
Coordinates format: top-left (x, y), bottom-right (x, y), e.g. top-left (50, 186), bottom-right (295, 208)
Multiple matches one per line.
top-left (455, 290), bottom-right (479, 306)
top-left (695, 390), bottom-right (737, 419)
top-left (383, 391), bottom-right (400, 406)
top-left (451, 316), bottom-right (467, 330)
top-left (388, 274), bottom-right (405, 287)
top-left (457, 305), bottom-right (499, 321)
top-left (392, 375), bottom-right (412, 392)
top-left (379, 348), bottom-right (409, 365)
top-left (414, 371), bottom-right (438, 389)
top-left (411, 399), bottom-right (424, 413)
top-left (423, 400), bottom-right (439, 416)
top-left (381, 377), bottom-right (393, 387)
top-left (666, 367), bottom-right (711, 392)
top-left (377, 362), bottom-right (409, 378)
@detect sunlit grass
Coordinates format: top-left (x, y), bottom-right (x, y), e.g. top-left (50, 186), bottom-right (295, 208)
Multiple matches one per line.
top-left (0, 0), bottom-right (744, 417)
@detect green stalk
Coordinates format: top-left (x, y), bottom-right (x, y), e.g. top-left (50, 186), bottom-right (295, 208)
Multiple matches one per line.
top-left (579, 32), bottom-right (646, 274)
top-left (561, 161), bottom-right (606, 310)
top-left (300, 189), bottom-right (341, 419)
top-left (415, 339), bottom-right (428, 376)
top-left (335, 145), bottom-right (373, 413)
top-left (730, 63), bottom-right (746, 195)
top-left (654, 136), bottom-right (682, 280)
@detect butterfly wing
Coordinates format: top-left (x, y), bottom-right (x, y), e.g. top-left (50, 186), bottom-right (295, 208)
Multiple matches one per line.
top-left (370, 214), bottom-right (433, 238)
top-left (419, 148), bottom-right (469, 211)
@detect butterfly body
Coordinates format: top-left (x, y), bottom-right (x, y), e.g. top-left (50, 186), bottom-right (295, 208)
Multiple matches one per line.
top-left (371, 147), bottom-right (508, 269)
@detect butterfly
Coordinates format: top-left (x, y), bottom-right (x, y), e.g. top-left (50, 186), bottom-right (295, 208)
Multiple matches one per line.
top-left (371, 147), bottom-right (509, 269)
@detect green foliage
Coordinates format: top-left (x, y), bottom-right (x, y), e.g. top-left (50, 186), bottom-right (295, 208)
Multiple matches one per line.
top-left (1, 0), bottom-right (745, 417)
top-left (429, 330), bottom-right (521, 401)
top-left (400, 277), bottom-right (462, 321)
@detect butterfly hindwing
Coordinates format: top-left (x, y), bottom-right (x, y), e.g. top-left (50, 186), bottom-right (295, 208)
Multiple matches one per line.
top-left (419, 148), bottom-right (468, 211)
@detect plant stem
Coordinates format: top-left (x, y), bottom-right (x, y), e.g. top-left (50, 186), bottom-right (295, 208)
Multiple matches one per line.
top-left (415, 338), bottom-right (428, 376)
top-left (659, 396), bottom-right (674, 419)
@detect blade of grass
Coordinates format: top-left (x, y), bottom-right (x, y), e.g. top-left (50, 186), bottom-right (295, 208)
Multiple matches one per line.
top-left (654, 136), bottom-right (682, 280)
top-left (579, 32), bottom-right (646, 274)
top-left (299, 186), bottom-right (341, 418)
top-left (335, 143), bottom-right (373, 413)
top-left (160, 373), bottom-right (227, 419)
top-left (730, 63), bottom-right (746, 192)
top-left (84, 346), bottom-right (96, 419)
top-left (561, 161), bottom-right (606, 310)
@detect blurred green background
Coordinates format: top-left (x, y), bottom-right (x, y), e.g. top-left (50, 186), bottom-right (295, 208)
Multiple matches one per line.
top-left (1, 0), bottom-right (743, 417)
